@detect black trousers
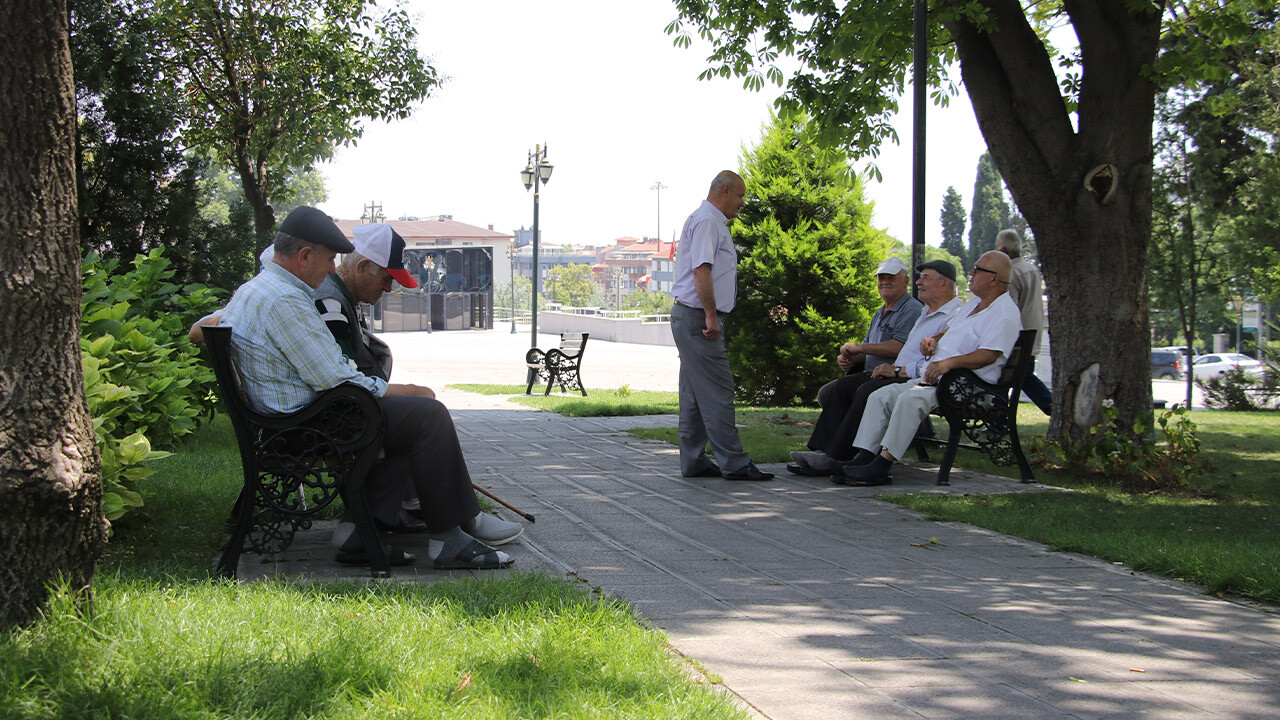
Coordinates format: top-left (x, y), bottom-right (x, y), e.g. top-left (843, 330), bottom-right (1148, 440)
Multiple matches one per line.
top-left (808, 372), bottom-right (908, 460)
top-left (364, 396), bottom-right (481, 532)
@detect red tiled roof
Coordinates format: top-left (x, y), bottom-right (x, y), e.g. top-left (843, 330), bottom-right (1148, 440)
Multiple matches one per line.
top-left (335, 216), bottom-right (512, 241)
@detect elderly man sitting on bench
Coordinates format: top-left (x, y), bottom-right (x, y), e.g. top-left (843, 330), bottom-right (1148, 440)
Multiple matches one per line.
top-left (216, 206), bottom-right (517, 569)
top-left (842, 251), bottom-right (1022, 487)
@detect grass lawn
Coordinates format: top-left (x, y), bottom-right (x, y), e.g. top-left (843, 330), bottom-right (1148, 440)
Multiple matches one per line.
top-left (448, 384), bottom-right (680, 417)
top-left (0, 417), bottom-right (749, 720)
top-left (623, 401), bottom-right (1280, 605)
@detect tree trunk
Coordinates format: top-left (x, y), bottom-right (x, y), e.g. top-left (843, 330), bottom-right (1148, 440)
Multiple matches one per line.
top-left (943, 0), bottom-right (1163, 438)
top-left (0, 0), bottom-right (107, 626)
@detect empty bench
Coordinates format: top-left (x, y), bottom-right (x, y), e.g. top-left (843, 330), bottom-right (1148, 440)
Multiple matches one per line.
top-left (525, 332), bottom-right (589, 396)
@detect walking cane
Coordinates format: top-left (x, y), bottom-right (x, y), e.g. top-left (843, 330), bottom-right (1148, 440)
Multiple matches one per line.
top-left (472, 483), bottom-right (536, 523)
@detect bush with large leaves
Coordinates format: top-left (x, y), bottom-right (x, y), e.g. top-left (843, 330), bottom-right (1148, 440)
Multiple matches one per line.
top-left (727, 114), bottom-right (888, 405)
top-left (81, 249), bottom-right (223, 522)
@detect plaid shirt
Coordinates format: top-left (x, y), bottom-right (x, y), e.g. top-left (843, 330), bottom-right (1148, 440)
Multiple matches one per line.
top-left (220, 262), bottom-right (386, 414)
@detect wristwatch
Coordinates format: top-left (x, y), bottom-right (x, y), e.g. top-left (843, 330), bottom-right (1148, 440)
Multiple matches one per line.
top-left (894, 366), bottom-right (904, 378)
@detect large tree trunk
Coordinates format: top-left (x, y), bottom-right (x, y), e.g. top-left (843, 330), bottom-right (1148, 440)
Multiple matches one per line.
top-left (943, 0), bottom-right (1163, 439)
top-left (0, 0), bottom-right (107, 626)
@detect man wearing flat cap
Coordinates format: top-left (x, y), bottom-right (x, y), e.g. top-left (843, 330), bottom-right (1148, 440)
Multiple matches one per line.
top-left (218, 206), bottom-right (516, 570)
top-left (790, 258), bottom-right (964, 478)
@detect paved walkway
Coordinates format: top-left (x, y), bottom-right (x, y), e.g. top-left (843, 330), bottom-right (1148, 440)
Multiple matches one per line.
top-left (236, 329), bottom-right (1275, 719)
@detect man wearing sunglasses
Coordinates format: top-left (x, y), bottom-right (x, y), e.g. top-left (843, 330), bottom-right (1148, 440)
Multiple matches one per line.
top-left (841, 251), bottom-right (1022, 486)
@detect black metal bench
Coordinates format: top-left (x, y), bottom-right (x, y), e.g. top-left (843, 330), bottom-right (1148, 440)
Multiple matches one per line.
top-left (913, 329), bottom-right (1038, 486)
top-left (525, 332), bottom-right (589, 396)
top-left (202, 325), bottom-right (392, 578)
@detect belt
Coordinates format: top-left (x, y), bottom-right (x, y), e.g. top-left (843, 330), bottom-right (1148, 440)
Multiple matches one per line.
top-left (675, 301), bottom-right (726, 315)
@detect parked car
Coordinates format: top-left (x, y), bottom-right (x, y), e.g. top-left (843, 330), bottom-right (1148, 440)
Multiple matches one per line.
top-left (1153, 345), bottom-right (1201, 359)
top-left (1191, 353), bottom-right (1266, 381)
top-left (1151, 350), bottom-right (1184, 380)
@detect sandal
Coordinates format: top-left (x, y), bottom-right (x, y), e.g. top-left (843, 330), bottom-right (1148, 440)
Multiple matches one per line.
top-left (433, 538), bottom-right (513, 570)
top-left (334, 544), bottom-right (417, 566)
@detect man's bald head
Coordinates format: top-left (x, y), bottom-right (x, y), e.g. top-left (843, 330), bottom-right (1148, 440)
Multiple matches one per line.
top-left (977, 250), bottom-right (1012, 283)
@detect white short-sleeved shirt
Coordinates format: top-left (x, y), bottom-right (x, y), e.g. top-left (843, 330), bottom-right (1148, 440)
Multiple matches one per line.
top-left (895, 296), bottom-right (963, 378)
top-left (669, 200), bottom-right (737, 313)
top-left (935, 293), bottom-right (1022, 384)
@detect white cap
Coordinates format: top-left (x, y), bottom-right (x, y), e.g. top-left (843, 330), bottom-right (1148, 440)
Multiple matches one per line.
top-left (875, 256), bottom-right (909, 276)
top-left (352, 223), bottom-right (418, 288)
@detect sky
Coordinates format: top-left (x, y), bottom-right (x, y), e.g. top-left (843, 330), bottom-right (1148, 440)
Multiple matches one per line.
top-left (317, 0), bottom-right (989, 248)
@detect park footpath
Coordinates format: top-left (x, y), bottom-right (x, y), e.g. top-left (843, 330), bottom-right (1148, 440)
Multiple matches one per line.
top-left (236, 329), bottom-right (1277, 719)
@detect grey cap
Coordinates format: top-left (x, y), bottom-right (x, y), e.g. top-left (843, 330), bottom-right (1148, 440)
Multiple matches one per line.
top-left (916, 260), bottom-right (957, 283)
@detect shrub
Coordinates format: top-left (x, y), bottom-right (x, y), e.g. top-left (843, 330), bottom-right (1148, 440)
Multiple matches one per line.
top-left (1199, 368), bottom-right (1280, 411)
top-left (81, 249), bottom-right (224, 522)
top-left (1043, 402), bottom-right (1212, 493)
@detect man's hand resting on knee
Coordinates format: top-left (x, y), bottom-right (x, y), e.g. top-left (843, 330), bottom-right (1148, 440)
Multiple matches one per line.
top-left (386, 383), bottom-right (436, 399)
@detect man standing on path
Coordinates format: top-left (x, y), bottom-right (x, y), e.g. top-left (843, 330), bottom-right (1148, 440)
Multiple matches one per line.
top-left (788, 256), bottom-right (924, 476)
top-left (792, 260), bottom-right (962, 478)
top-left (996, 229), bottom-right (1052, 415)
top-left (842, 251), bottom-right (1022, 486)
top-left (669, 171), bottom-right (773, 481)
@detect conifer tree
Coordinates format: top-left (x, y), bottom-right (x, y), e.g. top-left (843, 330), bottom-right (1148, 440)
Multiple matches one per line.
top-left (939, 186), bottom-right (967, 269)
top-left (966, 152), bottom-right (1011, 267)
top-left (727, 114), bottom-right (886, 405)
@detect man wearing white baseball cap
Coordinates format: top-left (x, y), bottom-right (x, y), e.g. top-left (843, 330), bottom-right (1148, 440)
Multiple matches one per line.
top-left (314, 223), bottom-right (524, 552)
top-left (788, 255), bottom-right (924, 476)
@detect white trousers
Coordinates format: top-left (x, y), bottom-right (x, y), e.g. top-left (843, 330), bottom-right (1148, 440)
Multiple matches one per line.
top-left (852, 381), bottom-right (939, 461)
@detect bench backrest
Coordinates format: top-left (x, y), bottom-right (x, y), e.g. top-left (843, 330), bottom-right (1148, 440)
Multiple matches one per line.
top-left (560, 332), bottom-right (588, 358)
top-left (998, 329), bottom-right (1038, 399)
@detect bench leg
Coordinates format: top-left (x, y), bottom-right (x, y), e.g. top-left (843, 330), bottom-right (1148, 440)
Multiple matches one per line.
top-left (1008, 423), bottom-right (1035, 483)
top-left (574, 368), bottom-right (586, 396)
top-left (525, 367), bottom-right (538, 395)
top-left (215, 484), bottom-right (256, 579)
top-left (935, 426), bottom-right (963, 486)
top-left (340, 477), bottom-right (391, 578)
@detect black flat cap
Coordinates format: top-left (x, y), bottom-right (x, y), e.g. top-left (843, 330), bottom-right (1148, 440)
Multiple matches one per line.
top-left (916, 259), bottom-right (957, 283)
top-left (277, 206), bottom-right (354, 253)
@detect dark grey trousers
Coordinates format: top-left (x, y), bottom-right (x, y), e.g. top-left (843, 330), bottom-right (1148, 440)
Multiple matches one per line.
top-left (364, 396), bottom-right (480, 532)
top-left (670, 303), bottom-right (750, 475)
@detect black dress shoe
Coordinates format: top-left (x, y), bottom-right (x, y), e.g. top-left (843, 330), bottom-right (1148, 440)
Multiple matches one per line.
top-left (842, 456), bottom-right (893, 486)
top-left (374, 510), bottom-right (428, 534)
top-left (723, 463), bottom-right (775, 481)
top-left (684, 464), bottom-right (722, 478)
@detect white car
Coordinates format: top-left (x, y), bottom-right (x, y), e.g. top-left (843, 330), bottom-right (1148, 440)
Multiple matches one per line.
top-left (1191, 353), bottom-right (1266, 381)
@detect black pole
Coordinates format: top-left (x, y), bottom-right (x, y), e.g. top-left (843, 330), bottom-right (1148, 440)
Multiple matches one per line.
top-left (911, 0), bottom-right (927, 298)
top-left (531, 173), bottom-right (540, 348)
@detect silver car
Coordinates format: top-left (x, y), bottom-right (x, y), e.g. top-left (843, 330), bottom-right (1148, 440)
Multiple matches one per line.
top-left (1191, 353), bottom-right (1266, 381)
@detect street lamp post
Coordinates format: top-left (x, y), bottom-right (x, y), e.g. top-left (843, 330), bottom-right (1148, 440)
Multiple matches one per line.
top-left (612, 266), bottom-right (623, 310)
top-left (650, 181), bottom-right (666, 242)
top-left (505, 244), bottom-right (518, 334)
top-left (521, 144), bottom-right (554, 349)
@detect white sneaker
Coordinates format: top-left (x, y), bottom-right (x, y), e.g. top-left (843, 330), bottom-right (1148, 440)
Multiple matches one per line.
top-left (463, 512), bottom-right (524, 545)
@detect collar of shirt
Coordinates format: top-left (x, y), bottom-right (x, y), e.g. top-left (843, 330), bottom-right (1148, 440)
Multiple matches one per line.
top-left (263, 260), bottom-right (318, 298)
top-left (700, 199), bottom-right (728, 225)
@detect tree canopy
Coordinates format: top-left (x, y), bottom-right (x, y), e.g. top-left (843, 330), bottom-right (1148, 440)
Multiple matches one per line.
top-left (152, 0), bottom-right (440, 234)
top-left (966, 152), bottom-right (1011, 269)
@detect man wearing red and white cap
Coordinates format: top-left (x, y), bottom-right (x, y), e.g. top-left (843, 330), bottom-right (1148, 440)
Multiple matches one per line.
top-left (315, 223), bottom-right (417, 380)
top-left (314, 222), bottom-right (525, 550)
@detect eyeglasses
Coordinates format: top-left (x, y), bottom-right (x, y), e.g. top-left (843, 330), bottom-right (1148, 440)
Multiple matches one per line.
top-left (971, 265), bottom-right (998, 276)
